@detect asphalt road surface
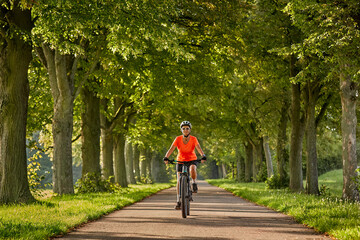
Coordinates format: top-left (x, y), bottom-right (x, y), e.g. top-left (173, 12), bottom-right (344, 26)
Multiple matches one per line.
top-left (59, 180), bottom-right (332, 240)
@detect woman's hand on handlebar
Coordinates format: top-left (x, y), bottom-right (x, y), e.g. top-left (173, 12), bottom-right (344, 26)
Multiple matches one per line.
top-left (201, 154), bottom-right (207, 163)
top-left (163, 157), bottom-right (170, 164)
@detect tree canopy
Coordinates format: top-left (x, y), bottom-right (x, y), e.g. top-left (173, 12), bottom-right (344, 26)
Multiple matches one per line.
top-left (0, 0), bottom-right (359, 203)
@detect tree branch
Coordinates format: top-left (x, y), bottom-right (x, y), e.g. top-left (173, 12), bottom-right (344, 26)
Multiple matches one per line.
top-left (109, 101), bottom-right (134, 132)
top-left (124, 110), bottom-right (137, 131)
top-left (315, 93), bottom-right (333, 127)
top-left (73, 51), bottom-right (101, 100)
top-left (27, 134), bottom-right (81, 152)
top-left (35, 46), bottom-right (47, 68)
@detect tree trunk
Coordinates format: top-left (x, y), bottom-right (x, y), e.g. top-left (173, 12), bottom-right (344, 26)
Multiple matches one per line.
top-left (340, 66), bottom-right (359, 201)
top-left (42, 45), bottom-right (75, 195)
top-left (263, 136), bottom-right (273, 178)
top-left (146, 149), bottom-right (153, 181)
top-left (140, 148), bottom-right (147, 180)
top-left (221, 164), bottom-right (227, 178)
top-left (236, 158), bottom-right (245, 182)
top-left (232, 162), bottom-right (235, 179)
top-left (133, 144), bottom-right (141, 182)
top-left (244, 141), bottom-right (253, 182)
top-left (81, 84), bottom-right (101, 177)
top-left (151, 152), bottom-right (160, 182)
top-left (252, 139), bottom-right (263, 182)
top-left (125, 140), bottom-right (136, 184)
top-left (100, 99), bottom-right (113, 181)
top-left (276, 99), bottom-right (289, 182)
top-left (0, 6), bottom-right (34, 203)
top-left (305, 82), bottom-right (320, 195)
top-left (113, 133), bottom-right (127, 187)
top-left (209, 160), bottom-right (219, 179)
top-left (236, 145), bottom-right (245, 181)
top-left (218, 163), bottom-right (223, 178)
top-left (289, 83), bottom-right (305, 192)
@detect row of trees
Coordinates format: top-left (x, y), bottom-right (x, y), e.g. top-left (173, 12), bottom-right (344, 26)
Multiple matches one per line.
top-left (206, 0), bottom-right (360, 201)
top-left (0, 0), bottom-right (359, 204)
top-left (1, 0), bottom-right (234, 203)
top-left (211, 0), bottom-right (360, 201)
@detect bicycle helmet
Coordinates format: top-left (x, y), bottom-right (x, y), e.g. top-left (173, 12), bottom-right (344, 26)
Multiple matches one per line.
top-left (180, 121), bottom-right (192, 130)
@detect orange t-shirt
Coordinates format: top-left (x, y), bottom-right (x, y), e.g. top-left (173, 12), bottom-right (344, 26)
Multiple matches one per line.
top-left (173, 135), bottom-right (199, 162)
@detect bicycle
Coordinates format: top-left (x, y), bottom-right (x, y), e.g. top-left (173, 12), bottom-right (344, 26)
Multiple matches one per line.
top-left (168, 159), bottom-right (201, 218)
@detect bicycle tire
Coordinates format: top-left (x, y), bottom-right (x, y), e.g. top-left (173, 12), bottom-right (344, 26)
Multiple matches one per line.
top-left (181, 176), bottom-right (187, 218)
top-left (186, 181), bottom-right (190, 215)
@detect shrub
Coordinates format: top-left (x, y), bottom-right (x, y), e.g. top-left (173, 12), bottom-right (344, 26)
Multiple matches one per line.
top-left (256, 161), bottom-right (268, 182)
top-left (27, 152), bottom-right (51, 197)
top-left (265, 173), bottom-right (289, 189)
top-left (319, 184), bottom-right (331, 197)
top-left (75, 172), bottom-right (121, 193)
top-left (140, 176), bottom-right (153, 184)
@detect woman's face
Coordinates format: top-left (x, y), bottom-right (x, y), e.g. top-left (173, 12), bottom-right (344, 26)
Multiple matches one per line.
top-left (181, 126), bottom-right (191, 134)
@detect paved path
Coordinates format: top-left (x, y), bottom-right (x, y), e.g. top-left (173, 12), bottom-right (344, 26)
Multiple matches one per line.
top-left (60, 181), bottom-right (332, 240)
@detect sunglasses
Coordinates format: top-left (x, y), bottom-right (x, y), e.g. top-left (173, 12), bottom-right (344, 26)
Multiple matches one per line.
top-left (181, 127), bottom-right (190, 131)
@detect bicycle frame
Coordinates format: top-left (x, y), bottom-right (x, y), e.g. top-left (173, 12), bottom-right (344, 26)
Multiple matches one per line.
top-left (169, 159), bottom-right (201, 218)
top-left (179, 166), bottom-right (189, 193)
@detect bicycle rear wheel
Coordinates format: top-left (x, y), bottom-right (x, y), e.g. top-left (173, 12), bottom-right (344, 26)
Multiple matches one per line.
top-left (181, 176), bottom-right (188, 218)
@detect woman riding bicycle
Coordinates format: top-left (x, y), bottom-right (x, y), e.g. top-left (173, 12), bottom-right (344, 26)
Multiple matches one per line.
top-left (163, 121), bottom-right (207, 210)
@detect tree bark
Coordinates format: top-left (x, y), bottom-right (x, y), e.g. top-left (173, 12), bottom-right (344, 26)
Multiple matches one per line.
top-left (340, 65), bottom-right (359, 201)
top-left (113, 133), bottom-right (127, 187)
top-left (151, 152), bottom-right (160, 182)
top-left (125, 140), bottom-right (136, 184)
top-left (209, 160), bottom-right (219, 179)
top-left (218, 163), bottom-right (223, 179)
top-left (244, 141), bottom-right (253, 182)
top-left (252, 139), bottom-right (263, 182)
top-left (42, 45), bottom-right (75, 195)
top-left (146, 149), bottom-right (153, 181)
top-left (140, 148), bottom-right (147, 180)
top-left (100, 99), bottom-right (113, 181)
top-left (263, 136), bottom-right (273, 178)
top-left (133, 144), bottom-right (141, 182)
top-left (289, 83), bottom-right (305, 192)
top-left (221, 164), bottom-right (227, 178)
top-left (81, 84), bottom-right (101, 177)
top-left (0, 5), bottom-right (34, 203)
top-left (276, 99), bottom-right (289, 182)
top-left (235, 145), bottom-right (245, 181)
top-left (305, 82), bottom-right (320, 195)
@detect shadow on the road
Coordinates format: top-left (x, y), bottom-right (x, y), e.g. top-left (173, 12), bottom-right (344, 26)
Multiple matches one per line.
top-left (124, 205), bottom-right (276, 214)
top-left (101, 215), bottom-right (317, 234)
top-left (60, 231), bottom-right (231, 240)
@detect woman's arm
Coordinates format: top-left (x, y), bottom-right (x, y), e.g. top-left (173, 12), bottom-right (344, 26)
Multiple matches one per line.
top-left (164, 139), bottom-right (177, 164)
top-left (195, 144), bottom-right (206, 163)
top-left (165, 144), bottom-right (176, 159)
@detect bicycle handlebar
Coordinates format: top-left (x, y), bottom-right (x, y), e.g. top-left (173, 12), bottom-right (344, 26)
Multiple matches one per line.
top-left (166, 159), bottom-right (202, 165)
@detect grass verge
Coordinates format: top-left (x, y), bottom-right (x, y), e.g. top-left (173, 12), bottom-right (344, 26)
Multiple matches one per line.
top-left (0, 183), bottom-right (175, 240)
top-left (207, 170), bottom-right (360, 240)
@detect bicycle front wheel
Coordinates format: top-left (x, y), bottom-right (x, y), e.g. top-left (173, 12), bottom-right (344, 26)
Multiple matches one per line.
top-left (187, 183), bottom-right (190, 215)
top-left (181, 176), bottom-right (188, 218)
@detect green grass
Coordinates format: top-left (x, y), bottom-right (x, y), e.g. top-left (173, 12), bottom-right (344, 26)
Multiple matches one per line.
top-left (0, 183), bottom-right (175, 240)
top-left (208, 170), bottom-right (360, 240)
top-left (317, 169), bottom-right (343, 197)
